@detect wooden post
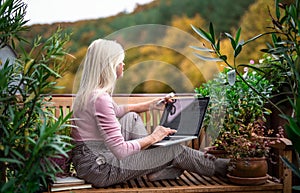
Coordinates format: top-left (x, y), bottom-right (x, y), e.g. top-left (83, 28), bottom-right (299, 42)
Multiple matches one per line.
top-left (280, 138), bottom-right (293, 193)
top-left (270, 138), bottom-right (293, 193)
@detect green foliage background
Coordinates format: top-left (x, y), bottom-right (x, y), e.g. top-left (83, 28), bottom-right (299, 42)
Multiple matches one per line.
top-left (19, 0), bottom-right (276, 94)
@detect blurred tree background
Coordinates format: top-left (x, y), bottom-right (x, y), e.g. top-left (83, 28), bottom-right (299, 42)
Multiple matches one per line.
top-left (18, 0), bottom-right (277, 94)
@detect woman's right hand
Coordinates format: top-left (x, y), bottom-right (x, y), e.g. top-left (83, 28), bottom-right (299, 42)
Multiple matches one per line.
top-left (150, 125), bottom-right (177, 143)
top-left (138, 125), bottom-right (177, 150)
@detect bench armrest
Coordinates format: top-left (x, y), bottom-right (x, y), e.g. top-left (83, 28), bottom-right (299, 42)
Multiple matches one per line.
top-left (269, 137), bottom-right (293, 193)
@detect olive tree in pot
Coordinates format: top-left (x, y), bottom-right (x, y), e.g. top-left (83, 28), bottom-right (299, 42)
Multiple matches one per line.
top-left (0, 0), bottom-right (74, 192)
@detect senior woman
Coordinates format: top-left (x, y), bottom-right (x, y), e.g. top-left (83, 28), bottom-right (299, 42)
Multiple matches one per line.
top-left (71, 39), bottom-right (228, 187)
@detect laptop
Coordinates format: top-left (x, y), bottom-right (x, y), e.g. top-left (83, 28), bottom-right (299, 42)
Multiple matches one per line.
top-left (152, 96), bottom-right (210, 147)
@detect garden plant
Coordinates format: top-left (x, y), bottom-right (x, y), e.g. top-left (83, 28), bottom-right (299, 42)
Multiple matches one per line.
top-left (192, 0), bottom-right (300, 189)
top-left (0, 0), bottom-right (74, 192)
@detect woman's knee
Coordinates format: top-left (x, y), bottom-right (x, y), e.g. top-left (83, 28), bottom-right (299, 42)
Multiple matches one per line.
top-left (119, 112), bottom-right (147, 139)
top-left (120, 112), bottom-right (140, 121)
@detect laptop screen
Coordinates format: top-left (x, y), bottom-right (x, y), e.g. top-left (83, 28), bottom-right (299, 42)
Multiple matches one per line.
top-left (159, 97), bottom-right (209, 136)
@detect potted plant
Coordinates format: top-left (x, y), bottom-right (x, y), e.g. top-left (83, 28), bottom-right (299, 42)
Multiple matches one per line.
top-left (195, 67), bottom-right (275, 184)
top-left (191, 0), bottom-right (300, 188)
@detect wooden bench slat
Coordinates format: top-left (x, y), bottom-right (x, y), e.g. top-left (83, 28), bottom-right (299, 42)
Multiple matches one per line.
top-left (179, 172), bottom-right (196, 186)
top-left (165, 179), bottom-right (179, 187)
top-left (151, 180), bottom-right (162, 187)
top-left (141, 176), bottom-right (154, 188)
top-left (189, 172), bottom-right (212, 185)
top-left (210, 176), bottom-right (229, 185)
top-left (183, 171), bottom-right (203, 185)
top-left (158, 180), bottom-right (169, 187)
top-left (170, 177), bottom-right (186, 187)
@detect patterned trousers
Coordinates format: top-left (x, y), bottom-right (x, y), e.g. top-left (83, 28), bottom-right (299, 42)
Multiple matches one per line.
top-left (72, 112), bottom-right (215, 187)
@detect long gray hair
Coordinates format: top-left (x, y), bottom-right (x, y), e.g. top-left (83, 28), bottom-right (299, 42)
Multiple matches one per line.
top-left (73, 39), bottom-right (125, 111)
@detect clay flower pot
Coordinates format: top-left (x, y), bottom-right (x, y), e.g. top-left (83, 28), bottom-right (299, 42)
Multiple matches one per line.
top-left (203, 146), bottom-right (228, 158)
top-left (227, 157), bottom-right (268, 185)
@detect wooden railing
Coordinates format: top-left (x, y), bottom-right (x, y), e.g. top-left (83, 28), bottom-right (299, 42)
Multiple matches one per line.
top-left (45, 94), bottom-right (293, 193)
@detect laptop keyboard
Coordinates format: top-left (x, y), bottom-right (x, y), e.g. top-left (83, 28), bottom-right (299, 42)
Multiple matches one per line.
top-left (163, 136), bottom-right (188, 141)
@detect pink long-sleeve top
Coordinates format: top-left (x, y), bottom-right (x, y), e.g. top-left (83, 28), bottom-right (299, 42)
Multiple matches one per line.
top-left (71, 91), bottom-right (141, 159)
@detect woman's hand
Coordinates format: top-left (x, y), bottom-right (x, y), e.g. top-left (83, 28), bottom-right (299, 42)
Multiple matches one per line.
top-left (155, 92), bottom-right (175, 107)
top-left (149, 98), bottom-right (165, 110)
top-left (138, 125), bottom-right (177, 150)
top-left (150, 125), bottom-right (177, 143)
top-left (151, 95), bottom-right (175, 110)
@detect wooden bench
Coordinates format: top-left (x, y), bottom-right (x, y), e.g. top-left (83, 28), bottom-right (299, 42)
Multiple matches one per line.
top-left (46, 94), bottom-right (293, 193)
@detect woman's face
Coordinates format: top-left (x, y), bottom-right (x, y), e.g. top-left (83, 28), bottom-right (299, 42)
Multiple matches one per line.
top-left (116, 62), bottom-right (125, 78)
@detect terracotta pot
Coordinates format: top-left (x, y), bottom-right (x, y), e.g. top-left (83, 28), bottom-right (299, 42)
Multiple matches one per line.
top-left (229, 157), bottom-right (268, 178)
top-left (203, 146), bottom-right (228, 158)
top-left (227, 174), bottom-right (268, 185)
top-left (227, 157), bottom-right (268, 185)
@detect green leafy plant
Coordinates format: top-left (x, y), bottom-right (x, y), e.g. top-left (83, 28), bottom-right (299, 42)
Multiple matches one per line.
top-left (0, 1), bottom-right (74, 192)
top-left (196, 68), bottom-right (274, 159)
top-left (0, 0), bottom-right (29, 48)
top-left (264, 2), bottom-right (300, 189)
top-left (191, 0), bottom-right (299, 189)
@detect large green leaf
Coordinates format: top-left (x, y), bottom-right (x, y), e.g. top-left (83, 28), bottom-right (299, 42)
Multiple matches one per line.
top-left (190, 45), bottom-right (214, 52)
top-left (280, 156), bottom-right (300, 178)
top-left (47, 144), bottom-right (69, 158)
top-left (275, 0), bottom-right (280, 19)
top-left (243, 34), bottom-right (264, 45)
top-left (235, 28), bottom-right (241, 46)
top-left (224, 32), bottom-right (236, 49)
top-left (234, 44), bottom-right (242, 57)
top-left (293, 186), bottom-right (300, 190)
top-left (216, 38), bottom-right (221, 51)
top-left (193, 52), bottom-right (223, 62)
top-left (191, 24), bottom-right (213, 43)
top-left (296, 97), bottom-right (300, 119)
top-left (0, 158), bottom-right (23, 165)
top-left (271, 33), bottom-right (278, 46)
top-left (209, 22), bottom-right (215, 44)
top-left (0, 0), bottom-right (13, 16)
top-left (284, 122), bottom-right (300, 154)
